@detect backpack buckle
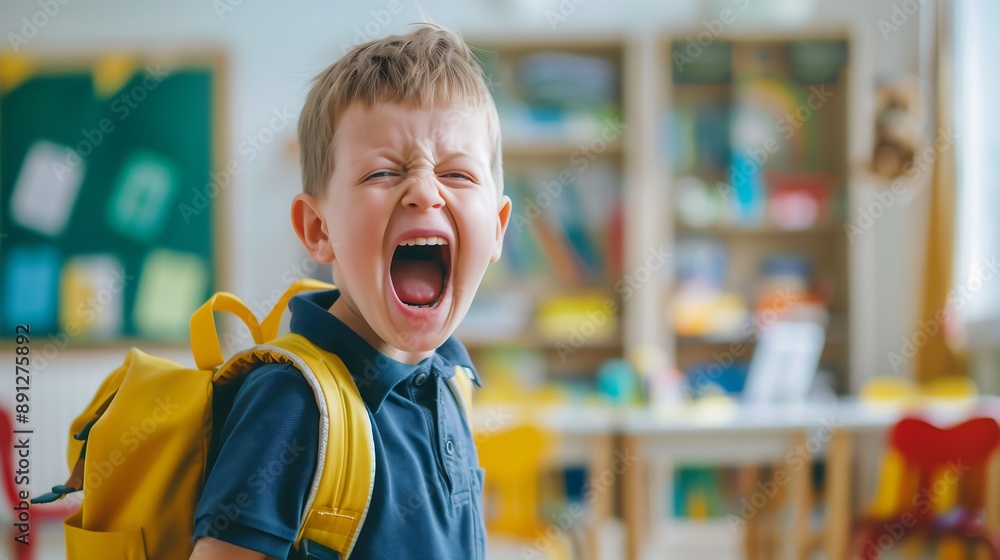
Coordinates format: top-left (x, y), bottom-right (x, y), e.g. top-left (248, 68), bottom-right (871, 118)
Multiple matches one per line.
top-left (301, 539), bottom-right (340, 560)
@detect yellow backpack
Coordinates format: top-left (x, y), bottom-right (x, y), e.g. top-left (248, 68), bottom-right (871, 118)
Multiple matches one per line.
top-left (34, 279), bottom-right (474, 559)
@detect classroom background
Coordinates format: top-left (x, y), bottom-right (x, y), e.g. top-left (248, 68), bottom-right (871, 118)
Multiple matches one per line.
top-left (1, 0), bottom-right (999, 558)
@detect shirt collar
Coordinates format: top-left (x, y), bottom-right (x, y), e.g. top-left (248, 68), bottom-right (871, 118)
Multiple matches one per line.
top-left (287, 289), bottom-right (481, 413)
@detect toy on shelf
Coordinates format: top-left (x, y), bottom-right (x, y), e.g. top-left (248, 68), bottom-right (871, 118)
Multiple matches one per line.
top-left (755, 254), bottom-right (830, 325)
top-left (630, 344), bottom-right (684, 407)
top-left (537, 293), bottom-right (619, 344)
top-left (595, 359), bottom-right (640, 405)
top-left (765, 172), bottom-right (834, 230)
top-left (672, 238), bottom-right (749, 339)
top-left (870, 74), bottom-right (925, 180)
top-left (675, 176), bottom-right (722, 228)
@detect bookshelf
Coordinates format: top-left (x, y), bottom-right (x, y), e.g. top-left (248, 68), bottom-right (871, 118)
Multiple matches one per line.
top-left (649, 36), bottom-right (854, 558)
top-left (459, 34), bottom-right (858, 399)
top-left (662, 38), bottom-right (852, 394)
top-left (460, 36), bottom-right (633, 390)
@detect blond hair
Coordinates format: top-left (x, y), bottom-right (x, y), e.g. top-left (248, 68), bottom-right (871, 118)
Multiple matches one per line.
top-left (298, 25), bottom-right (502, 198)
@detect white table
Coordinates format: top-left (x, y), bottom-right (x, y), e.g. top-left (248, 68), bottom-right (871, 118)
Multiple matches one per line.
top-left (618, 397), bottom-right (1000, 560)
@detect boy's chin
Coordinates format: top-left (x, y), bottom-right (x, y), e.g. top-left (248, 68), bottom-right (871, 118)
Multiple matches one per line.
top-left (383, 328), bottom-right (453, 355)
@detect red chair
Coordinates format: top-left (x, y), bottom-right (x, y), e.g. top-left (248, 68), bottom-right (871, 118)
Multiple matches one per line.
top-left (1, 407), bottom-right (78, 560)
top-left (854, 416), bottom-right (1000, 559)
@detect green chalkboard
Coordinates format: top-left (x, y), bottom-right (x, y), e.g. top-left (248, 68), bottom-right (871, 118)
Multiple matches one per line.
top-left (0, 56), bottom-right (221, 343)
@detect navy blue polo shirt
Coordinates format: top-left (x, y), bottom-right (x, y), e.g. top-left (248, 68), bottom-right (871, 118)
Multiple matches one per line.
top-left (193, 289), bottom-right (486, 559)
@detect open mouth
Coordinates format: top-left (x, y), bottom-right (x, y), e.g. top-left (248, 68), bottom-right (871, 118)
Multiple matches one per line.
top-left (389, 236), bottom-right (451, 308)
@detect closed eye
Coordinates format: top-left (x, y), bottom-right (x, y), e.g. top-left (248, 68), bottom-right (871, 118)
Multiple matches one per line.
top-left (440, 172), bottom-right (474, 182)
top-left (363, 171), bottom-right (397, 181)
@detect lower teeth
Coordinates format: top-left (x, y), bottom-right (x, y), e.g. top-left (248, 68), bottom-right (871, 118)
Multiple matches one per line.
top-left (406, 299), bottom-right (439, 309)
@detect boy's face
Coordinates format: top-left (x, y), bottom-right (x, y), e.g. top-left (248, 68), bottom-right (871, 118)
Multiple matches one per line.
top-left (297, 102), bottom-right (511, 356)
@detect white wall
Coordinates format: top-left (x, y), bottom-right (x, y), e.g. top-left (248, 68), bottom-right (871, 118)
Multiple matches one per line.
top-left (0, 0), bottom-right (927, 493)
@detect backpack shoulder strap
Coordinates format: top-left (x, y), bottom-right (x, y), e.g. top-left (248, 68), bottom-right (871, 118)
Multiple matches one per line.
top-left (447, 365), bottom-right (476, 422)
top-left (216, 333), bottom-right (374, 559)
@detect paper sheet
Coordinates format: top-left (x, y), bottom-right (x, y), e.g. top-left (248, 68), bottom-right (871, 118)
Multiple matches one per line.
top-left (60, 254), bottom-right (126, 339)
top-left (133, 249), bottom-right (209, 339)
top-left (2, 245), bottom-right (60, 333)
top-left (10, 140), bottom-right (85, 237)
top-left (107, 151), bottom-right (180, 242)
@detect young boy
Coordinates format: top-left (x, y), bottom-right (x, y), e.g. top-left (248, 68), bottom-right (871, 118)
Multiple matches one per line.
top-left (189, 25), bottom-right (511, 560)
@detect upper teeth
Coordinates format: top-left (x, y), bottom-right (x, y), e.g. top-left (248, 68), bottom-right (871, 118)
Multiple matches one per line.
top-left (399, 236), bottom-right (448, 247)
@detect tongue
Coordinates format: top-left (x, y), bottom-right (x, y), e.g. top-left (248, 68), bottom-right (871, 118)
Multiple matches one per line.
top-left (390, 259), bottom-right (443, 305)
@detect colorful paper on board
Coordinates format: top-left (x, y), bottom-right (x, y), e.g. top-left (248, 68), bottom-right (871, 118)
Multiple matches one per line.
top-left (107, 151), bottom-right (180, 242)
top-left (133, 249), bottom-right (208, 339)
top-left (60, 254), bottom-right (126, 339)
top-left (10, 140), bottom-right (85, 237)
top-left (2, 245), bottom-right (60, 334)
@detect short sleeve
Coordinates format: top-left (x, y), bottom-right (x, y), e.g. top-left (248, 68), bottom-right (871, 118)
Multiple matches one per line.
top-left (192, 363), bottom-right (320, 559)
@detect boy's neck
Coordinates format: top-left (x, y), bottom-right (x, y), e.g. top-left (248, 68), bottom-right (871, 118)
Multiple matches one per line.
top-left (327, 295), bottom-right (436, 365)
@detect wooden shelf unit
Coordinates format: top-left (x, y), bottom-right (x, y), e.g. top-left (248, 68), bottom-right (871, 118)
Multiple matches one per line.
top-left (457, 33), bottom-right (865, 398)
top-left (461, 36), bottom-right (632, 382)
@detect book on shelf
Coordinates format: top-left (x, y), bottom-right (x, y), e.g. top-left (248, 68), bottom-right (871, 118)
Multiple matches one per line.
top-left (498, 165), bottom-right (620, 288)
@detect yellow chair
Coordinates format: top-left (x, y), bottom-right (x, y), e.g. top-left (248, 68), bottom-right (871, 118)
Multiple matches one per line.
top-left (860, 376), bottom-right (918, 402)
top-left (860, 374), bottom-right (978, 406)
top-left (476, 425), bottom-right (575, 560)
top-left (921, 374), bottom-right (979, 400)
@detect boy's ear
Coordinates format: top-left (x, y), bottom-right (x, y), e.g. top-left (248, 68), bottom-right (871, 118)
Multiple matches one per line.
top-left (490, 195), bottom-right (513, 263)
top-left (291, 193), bottom-right (335, 263)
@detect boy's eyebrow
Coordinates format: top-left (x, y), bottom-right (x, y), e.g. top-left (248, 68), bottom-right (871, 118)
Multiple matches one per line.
top-left (348, 148), bottom-right (400, 165)
top-left (429, 152), bottom-right (490, 178)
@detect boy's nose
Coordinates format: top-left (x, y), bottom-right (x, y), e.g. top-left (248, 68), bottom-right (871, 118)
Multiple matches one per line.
top-left (400, 176), bottom-right (446, 211)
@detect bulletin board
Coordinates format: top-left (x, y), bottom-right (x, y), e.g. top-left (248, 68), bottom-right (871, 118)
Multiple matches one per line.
top-left (0, 53), bottom-right (224, 344)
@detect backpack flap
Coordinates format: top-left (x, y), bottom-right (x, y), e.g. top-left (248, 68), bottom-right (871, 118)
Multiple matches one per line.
top-left (54, 289), bottom-right (273, 559)
top-left (64, 349), bottom-right (214, 560)
top-left (65, 358), bottom-right (130, 474)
